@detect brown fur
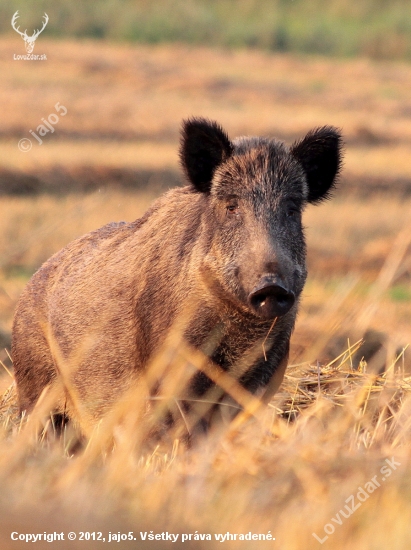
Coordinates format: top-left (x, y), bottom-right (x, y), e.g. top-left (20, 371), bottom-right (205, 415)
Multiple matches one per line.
top-left (12, 118), bottom-right (343, 430)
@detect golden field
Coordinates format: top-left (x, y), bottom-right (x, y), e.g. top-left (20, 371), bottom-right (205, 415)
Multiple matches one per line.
top-left (0, 37), bottom-right (411, 549)
top-left (2, 38), bottom-right (411, 184)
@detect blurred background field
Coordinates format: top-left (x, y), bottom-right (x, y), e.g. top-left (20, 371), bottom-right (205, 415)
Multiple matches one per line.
top-left (1, 36), bottom-right (410, 367)
top-left (1, 2), bottom-right (411, 549)
top-left (1, 0), bottom-right (411, 60)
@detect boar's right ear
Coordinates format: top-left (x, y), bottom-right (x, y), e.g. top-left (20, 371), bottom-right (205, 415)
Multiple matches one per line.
top-left (291, 126), bottom-right (343, 204)
top-left (180, 118), bottom-right (233, 193)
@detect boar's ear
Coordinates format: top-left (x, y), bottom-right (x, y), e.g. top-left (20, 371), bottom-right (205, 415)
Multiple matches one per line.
top-left (291, 126), bottom-right (343, 203)
top-left (180, 118), bottom-right (233, 193)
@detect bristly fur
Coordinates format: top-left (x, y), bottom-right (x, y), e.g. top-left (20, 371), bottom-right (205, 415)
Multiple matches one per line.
top-left (291, 126), bottom-right (343, 204)
top-left (179, 117), bottom-right (233, 193)
top-left (12, 117), bottom-right (343, 433)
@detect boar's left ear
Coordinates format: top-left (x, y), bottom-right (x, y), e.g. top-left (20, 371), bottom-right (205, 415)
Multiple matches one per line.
top-left (180, 118), bottom-right (233, 193)
top-left (291, 126), bottom-right (343, 203)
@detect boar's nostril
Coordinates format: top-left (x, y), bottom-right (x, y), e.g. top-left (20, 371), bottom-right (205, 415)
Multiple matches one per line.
top-left (249, 283), bottom-right (295, 320)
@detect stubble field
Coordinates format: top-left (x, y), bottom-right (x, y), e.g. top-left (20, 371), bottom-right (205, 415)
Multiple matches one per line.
top-left (0, 37), bottom-right (411, 549)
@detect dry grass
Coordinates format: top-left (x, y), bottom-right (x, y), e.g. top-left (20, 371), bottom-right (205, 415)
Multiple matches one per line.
top-left (0, 190), bottom-right (410, 548)
top-left (1, 191), bottom-right (410, 368)
top-left (1, 331), bottom-right (411, 549)
top-left (2, 38), bottom-right (411, 187)
top-left (1, 38), bottom-right (411, 547)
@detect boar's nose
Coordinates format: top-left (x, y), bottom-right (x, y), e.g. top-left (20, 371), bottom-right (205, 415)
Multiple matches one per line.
top-left (248, 278), bottom-right (295, 320)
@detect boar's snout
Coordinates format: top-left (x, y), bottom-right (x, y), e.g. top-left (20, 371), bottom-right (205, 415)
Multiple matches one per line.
top-left (248, 277), bottom-right (295, 320)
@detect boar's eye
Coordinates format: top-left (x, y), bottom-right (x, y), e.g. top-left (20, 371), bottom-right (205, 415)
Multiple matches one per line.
top-left (286, 202), bottom-right (301, 219)
top-left (226, 199), bottom-right (240, 216)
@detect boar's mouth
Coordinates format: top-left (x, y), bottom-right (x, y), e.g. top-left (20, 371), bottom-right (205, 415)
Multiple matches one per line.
top-left (248, 280), bottom-right (295, 320)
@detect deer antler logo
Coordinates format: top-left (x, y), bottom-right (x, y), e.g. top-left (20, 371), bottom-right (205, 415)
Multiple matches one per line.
top-left (11, 11), bottom-right (49, 54)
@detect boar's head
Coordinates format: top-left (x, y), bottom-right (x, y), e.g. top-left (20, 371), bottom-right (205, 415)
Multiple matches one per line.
top-left (180, 118), bottom-right (342, 321)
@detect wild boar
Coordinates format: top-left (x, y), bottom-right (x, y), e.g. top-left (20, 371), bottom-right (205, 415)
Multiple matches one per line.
top-left (12, 118), bottom-right (342, 430)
